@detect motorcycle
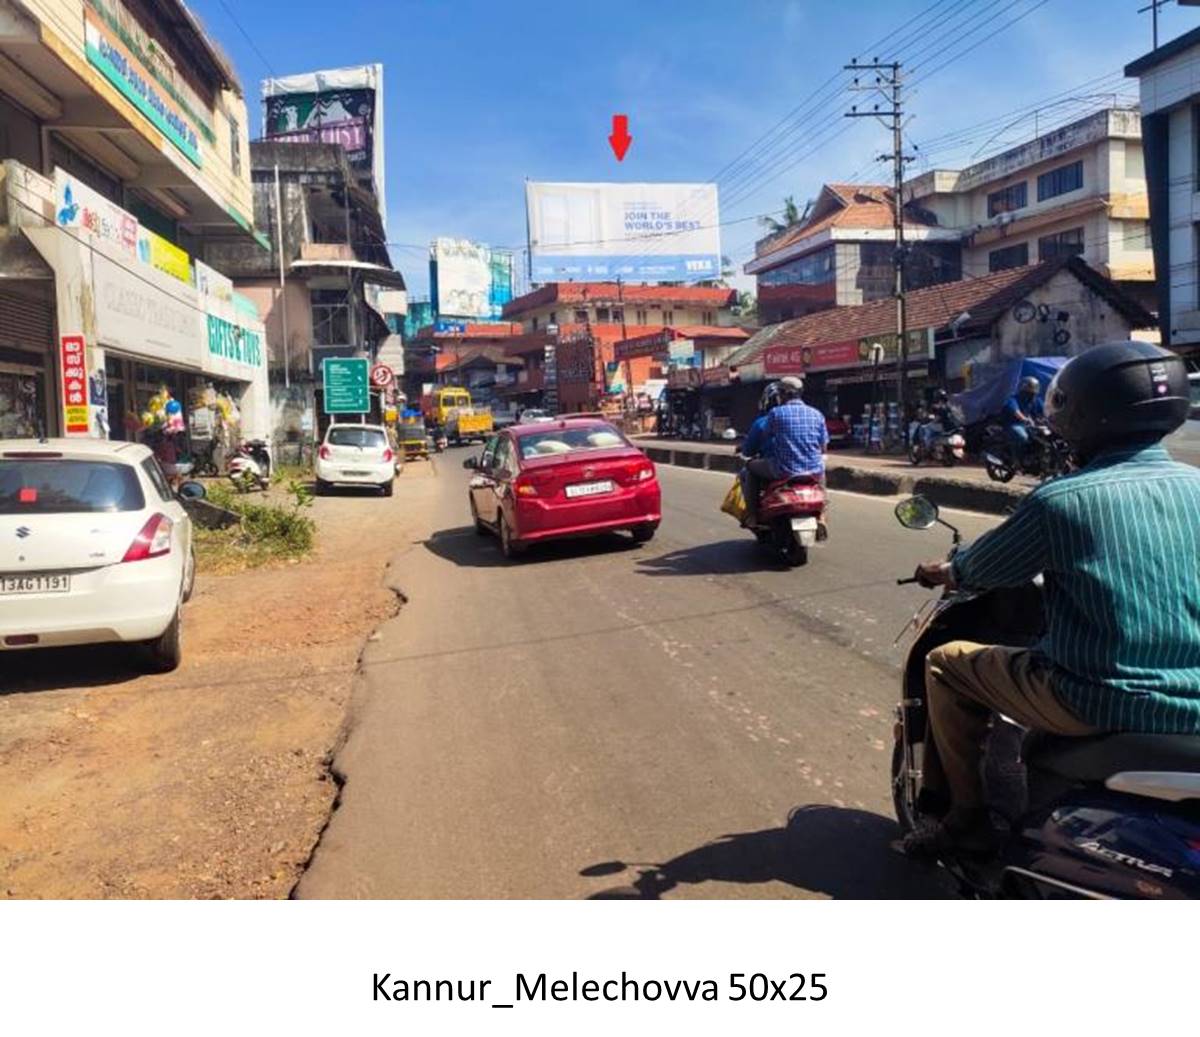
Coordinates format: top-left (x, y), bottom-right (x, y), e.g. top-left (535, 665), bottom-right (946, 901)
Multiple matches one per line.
top-left (733, 462), bottom-right (827, 567)
top-left (892, 494), bottom-right (1200, 898)
top-left (227, 439), bottom-right (272, 492)
top-left (908, 422), bottom-right (966, 467)
top-left (981, 421), bottom-right (1071, 483)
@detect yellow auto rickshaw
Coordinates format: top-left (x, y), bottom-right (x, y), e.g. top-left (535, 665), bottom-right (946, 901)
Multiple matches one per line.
top-left (399, 417), bottom-right (431, 461)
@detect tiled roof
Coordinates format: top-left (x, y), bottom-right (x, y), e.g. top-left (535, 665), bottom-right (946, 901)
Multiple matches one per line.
top-left (502, 283), bottom-right (736, 318)
top-left (725, 257), bottom-right (1155, 369)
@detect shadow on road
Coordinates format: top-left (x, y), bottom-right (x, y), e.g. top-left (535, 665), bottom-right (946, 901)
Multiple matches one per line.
top-left (424, 526), bottom-right (643, 569)
top-left (580, 805), bottom-right (952, 899)
top-left (635, 539), bottom-right (782, 577)
top-left (2, 642), bottom-right (146, 697)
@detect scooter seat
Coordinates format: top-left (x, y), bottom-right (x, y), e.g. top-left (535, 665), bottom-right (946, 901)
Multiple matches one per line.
top-left (1025, 731), bottom-right (1200, 784)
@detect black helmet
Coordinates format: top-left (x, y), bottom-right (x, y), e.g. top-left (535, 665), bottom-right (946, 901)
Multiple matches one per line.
top-left (933, 388), bottom-right (949, 403)
top-left (759, 381), bottom-right (785, 413)
top-left (1045, 341), bottom-right (1190, 457)
top-left (1019, 376), bottom-right (1041, 395)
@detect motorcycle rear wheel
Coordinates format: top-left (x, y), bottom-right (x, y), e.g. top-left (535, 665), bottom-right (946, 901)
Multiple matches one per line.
top-left (985, 459), bottom-right (1014, 483)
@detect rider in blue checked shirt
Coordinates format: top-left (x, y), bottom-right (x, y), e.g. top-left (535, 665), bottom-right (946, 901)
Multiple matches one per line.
top-left (742, 376), bottom-right (828, 529)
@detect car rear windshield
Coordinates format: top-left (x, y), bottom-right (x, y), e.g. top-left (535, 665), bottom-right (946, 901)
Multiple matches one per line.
top-left (328, 428), bottom-right (387, 448)
top-left (517, 423), bottom-right (626, 459)
top-left (0, 459), bottom-right (145, 514)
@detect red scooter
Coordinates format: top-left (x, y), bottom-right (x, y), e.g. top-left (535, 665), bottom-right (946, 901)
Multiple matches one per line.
top-left (747, 475), bottom-right (827, 567)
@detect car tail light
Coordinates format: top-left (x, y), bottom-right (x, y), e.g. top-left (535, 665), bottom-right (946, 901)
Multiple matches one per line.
top-left (122, 513), bottom-right (173, 562)
top-left (382, 448), bottom-right (394, 462)
top-left (514, 470), bottom-right (554, 497)
top-left (318, 445), bottom-right (331, 460)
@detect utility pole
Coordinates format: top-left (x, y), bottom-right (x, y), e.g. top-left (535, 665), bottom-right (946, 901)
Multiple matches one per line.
top-left (617, 276), bottom-right (633, 418)
top-left (846, 59), bottom-right (914, 442)
top-left (273, 164), bottom-right (291, 388)
top-left (1138, 0), bottom-right (1169, 48)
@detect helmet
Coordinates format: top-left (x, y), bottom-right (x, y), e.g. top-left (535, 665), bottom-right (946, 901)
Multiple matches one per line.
top-left (1019, 376), bottom-right (1041, 395)
top-left (759, 381), bottom-right (785, 413)
top-left (1045, 341), bottom-right (1190, 457)
top-left (933, 389), bottom-right (949, 403)
top-left (778, 375), bottom-right (805, 400)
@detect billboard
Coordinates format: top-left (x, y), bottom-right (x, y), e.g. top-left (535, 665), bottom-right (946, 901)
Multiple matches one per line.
top-left (430, 238), bottom-right (515, 320)
top-left (262, 65), bottom-right (385, 215)
top-left (525, 182), bottom-right (721, 284)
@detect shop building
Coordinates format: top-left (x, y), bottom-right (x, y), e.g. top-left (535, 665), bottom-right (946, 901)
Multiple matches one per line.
top-left (904, 107), bottom-right (1154, 316)
top-left (203, 140), bottom-right (405, 450)
top-left (402, 321), bottom-right (523, 405)
top-left (744, 183), bottom-right (962, 325)
top-left (502, 282), bottom-right (738, 333)
top-left (0, 0), bottom-right (270, 450)
top-left (724, 256), bottom-right (1155, 432)
top-left (1126, 26), bottom-right (1200, 360)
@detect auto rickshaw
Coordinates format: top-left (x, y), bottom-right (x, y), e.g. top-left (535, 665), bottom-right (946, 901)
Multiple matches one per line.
top-left (399, 417), bottom-right (431, 461)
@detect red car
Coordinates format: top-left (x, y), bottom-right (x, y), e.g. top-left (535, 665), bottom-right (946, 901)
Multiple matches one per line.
top-left (463, 418), bottom-right (661, 558)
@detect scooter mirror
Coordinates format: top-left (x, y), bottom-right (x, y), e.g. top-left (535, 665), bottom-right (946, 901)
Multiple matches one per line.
top-left (895, 495), bottom-right (938, 530)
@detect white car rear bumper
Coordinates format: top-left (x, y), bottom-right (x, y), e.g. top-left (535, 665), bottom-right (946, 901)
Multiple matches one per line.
top-left (0, 553), bottom-right (181, 649)
top-left (315, 458), bottom-right (394, 485)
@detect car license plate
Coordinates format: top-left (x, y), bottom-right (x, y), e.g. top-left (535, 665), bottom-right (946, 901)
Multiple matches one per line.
top-left (0, 572), bottom-right (70, 595)
top-left (342, 469), bottom-right (369, 476)
top-left (565, 479), bottom-right (615, 499)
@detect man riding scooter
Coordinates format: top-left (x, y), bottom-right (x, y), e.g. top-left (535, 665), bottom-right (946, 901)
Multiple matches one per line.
top-left (906, 340), bottom-right (1200, 858)
top-left (741, 375), bottom-right (828, 534)
top-left (1002, 375), bottom-right (1044, 464)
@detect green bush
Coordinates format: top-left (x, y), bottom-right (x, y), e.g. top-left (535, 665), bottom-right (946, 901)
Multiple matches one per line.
top-left (195, 479), bottom-right (316, 571)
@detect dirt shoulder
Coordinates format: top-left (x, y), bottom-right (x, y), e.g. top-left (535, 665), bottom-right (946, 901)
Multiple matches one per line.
top-left (0, 460), bottom-right (439, 899)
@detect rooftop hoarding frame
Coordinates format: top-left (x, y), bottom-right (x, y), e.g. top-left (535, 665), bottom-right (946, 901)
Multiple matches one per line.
top-left (262, 64), bottom-right (386, 223)
top-left (525, 181), bottom-right (721, 284)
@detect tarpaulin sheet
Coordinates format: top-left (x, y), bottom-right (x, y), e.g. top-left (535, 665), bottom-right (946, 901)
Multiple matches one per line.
top-left (952, 356), bottom-right (1068, 427)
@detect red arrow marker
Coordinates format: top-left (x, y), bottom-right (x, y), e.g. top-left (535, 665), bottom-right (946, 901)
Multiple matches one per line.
top-left (608, 114), bottom-right (632, 161)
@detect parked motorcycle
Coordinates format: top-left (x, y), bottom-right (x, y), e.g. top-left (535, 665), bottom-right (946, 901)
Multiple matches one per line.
top-left (892, 495), bottom-right (1200, 898)
top-left (981, 421), bottom-right (1071, 483)
top-left (908, 422), bottom-right (966, 467)
top-left (227, 439), bottom-right (272, 492)
top-left (732, 466), bottom-right (827, 567)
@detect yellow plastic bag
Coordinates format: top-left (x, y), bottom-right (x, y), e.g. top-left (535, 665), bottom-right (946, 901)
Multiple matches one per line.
top-left (720, 476), bottom-right (748, 522)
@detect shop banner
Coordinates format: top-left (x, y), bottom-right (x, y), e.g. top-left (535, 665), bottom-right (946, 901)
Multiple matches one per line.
top-left (54, 169), bottom-right (138, 263)
top-left (857, 328), bottom-right (935, 364)
top-left (763, 340), bottom-right (859, 374)
top-left (93, 252), bottom-right (202, 368)
top-left (206, 314), bottom-right (263, 369)
top-left (194, 259), bottom-right (235, 306)
top-left (615, 330), bottom-right (673, 362)
top-left (60, 334), bottom-right (90, 435)
top-left (138, 226), bottom-right (192, 285)
top-left (84, 7), bottom-right (202, 167)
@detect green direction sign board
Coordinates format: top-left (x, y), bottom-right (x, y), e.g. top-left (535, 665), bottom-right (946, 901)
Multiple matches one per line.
top-left (323, 357), bottom-right (370, 414)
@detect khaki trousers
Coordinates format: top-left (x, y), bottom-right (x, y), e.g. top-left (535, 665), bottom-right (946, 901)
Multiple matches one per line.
top-left (923, 641), bottom-right (1099, 810)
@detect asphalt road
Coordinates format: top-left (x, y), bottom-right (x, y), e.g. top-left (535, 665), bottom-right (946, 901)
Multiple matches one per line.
top-left (297, 449), bottom-right (1000, 899)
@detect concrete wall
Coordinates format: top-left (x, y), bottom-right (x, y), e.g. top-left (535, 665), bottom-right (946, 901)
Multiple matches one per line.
top-left (236, 279), bottom-right (312, 372)
top-left (993, 268), bottom-right (1138, 359)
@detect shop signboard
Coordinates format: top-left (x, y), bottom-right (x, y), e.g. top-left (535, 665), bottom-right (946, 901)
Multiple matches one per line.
top-left (322, 357), bottom-right (369, 414)
top-left (54, 169), bottom-right (138, 263)
top-left (763, 340), bottom-right (859, 374)
top-left (526, 181), bottom-right (721, 283)
top-left (615, 329), bottom-right (673, 362)
top-left (206, 313), bottom-right (263, 369)
top-left (856, 328), bottom-right (935, 364)
top-left (93, 253), bottom-right (202, 367)
top-left (434, 319), bottom-right (467, 335)
top-left (138, 226), bottom-right (191, 285)
top-left (59, 334), bottom-right (90, 435)
top-left (195, 260), bottom-right (235, 306)
top-left (83, 6), bottom-right (202, 167)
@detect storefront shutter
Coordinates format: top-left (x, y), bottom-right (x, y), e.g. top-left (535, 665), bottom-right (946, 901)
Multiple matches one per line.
top-left (0, 287), bottom-right (54, 351)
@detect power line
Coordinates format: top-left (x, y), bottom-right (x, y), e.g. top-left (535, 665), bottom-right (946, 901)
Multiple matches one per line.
top-left (212, 0), bottom-right (278, 79)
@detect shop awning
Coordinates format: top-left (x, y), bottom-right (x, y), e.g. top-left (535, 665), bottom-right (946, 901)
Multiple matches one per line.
top-left (288, 259), bottom-right (407, 289)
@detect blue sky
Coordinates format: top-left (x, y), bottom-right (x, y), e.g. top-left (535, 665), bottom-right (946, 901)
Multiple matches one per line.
top-left (191, 0), bottom-right (1200, 297)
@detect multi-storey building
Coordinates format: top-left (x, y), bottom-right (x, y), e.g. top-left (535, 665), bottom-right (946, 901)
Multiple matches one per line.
top-left (0, 0), bottom-right (270, 442)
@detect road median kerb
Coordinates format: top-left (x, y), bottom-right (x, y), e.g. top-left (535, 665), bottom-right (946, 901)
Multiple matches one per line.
top-left (643, 445), bottom-right (1028, 516)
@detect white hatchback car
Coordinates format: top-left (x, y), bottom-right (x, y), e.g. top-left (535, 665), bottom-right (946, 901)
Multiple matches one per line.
top-left (0, 439), bottom-right (195, 671)
top-left (315, 423), bottom-right (396, 496)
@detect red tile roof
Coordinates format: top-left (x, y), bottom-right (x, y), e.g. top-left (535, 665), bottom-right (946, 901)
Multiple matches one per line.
top-left (502, 282), bottom-right (736, 318)
top-left (726, 257), bottom-right (1155, 368)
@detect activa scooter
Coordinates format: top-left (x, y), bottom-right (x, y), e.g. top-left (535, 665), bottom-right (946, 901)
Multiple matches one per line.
top-left (892, 495), bottom-right (1200, 898)
top-left (227, 439), bottom-right (272, 492)
top-left (736, 466), bottom-right (826, 567)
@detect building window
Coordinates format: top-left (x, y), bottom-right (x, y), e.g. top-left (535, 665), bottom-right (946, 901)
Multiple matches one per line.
top-left (549, 311), bottom-right (557, 326)
top-left (311, 289), bottom-right (350, 346)
top-left (663, 310), bottom-right (674, 326)
top-left (532, 316), bottom-right (539, 330)
top-left (1122, 220), bottom-right (1151, 251)
top-left (989, 242), bottom-right (1029, 272)
top-left (612, 307), bottom-right (624, 323)
top-left (702, 309), bottom-right (714, 324)
top-left (635, 308), bottom-right (648, 324)
top-left (1037, 160), bottom-right (1084, 202)
top-left (1037, 227), bottom-right (1085, 262)
top-left (574, 309), bottom-right (588, 323)
top-left (987, 181), bottom-right (1027, 218)
top-left (229, 115), bottom-right (242, 177)
top-left (596, 307), bottom-right (611, 322)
